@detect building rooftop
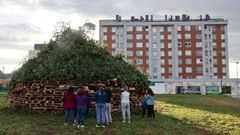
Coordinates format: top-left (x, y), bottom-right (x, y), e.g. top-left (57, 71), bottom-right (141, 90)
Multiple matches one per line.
top-left (100, 14), bottom-right (227, 23)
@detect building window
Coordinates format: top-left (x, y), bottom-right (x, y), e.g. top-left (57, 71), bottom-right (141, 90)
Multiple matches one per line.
top-left (195, 25), bottom-right (202, 31)
top-left (103, 35), bottom-right (107, 40)
top-left (153, 42), bottom-right (157, 49)
top-left (177, 26), bottom-right (182, 31)
top-left (146, 42), bottom-right (149, 48)
top-left (196, 59), bottom-right (202, 64)
top-left (136, 26), bottom-right (142, 31)
top-left (103, 27), bottom-right (107, 32)
top-left (214, 67), bottom-right (217, 73)
top-left (185, 42), bottom-right (191, 48)
top-left (153, 34), bottom-right (157, 40)
top-left (160, 51), bottom-right (164, 56)
top-left (221, 42), bottom-right (225, 48)
top-left (168, 59), bottom-right (172, 64)
top-left (178, 42), bottom-right (182, 47)
top-left (185, 34), bottom-right (191, 39)
top-left (178, 51), bottom-right (182, 56)
top-left (137, 58), bottom-right (143, 65)
top-left (136, 34), bottom-right (142, 40)
top-left (127, 26), bottom-right (133, 31)
top-left (196, 67), bottom-right (203, 73)
top-left (212, 26), bottom-right (216, 32)
top-left (153, 59), bottom-right (158, 66)
top-left (159, 27), bottom-right (164, 32)
top-left (185, 26), bottom-right (191, 31)
top-left (213, 34), bottom-right (216, 40)
top-left (186, 67), bottom-right (192, 73)
top-left (160, 43), bottom-right (164, 48)
top-left (168, 51), bottom-right (172, 56)
top-left (196, 51), bottom-right (202, 56)
top-left (178, 34), bottom-right (182, 39)
top-left (223, 67), bottom-right (226, 73)
top-left (185, 50), bottom-right (191, 56)
top-left (196, 42), bottom-right (202, 47)
top-left (127, 34), bottom-right (133, 39)
top-left (212, 42), bottom-right (217, 48)
top-left (167, 26), bottom-right (172, 32)
top-left (178, 58), bottom-right (182, 64)
top-left (153, 75), bottom-right (158, 79)
top-left (136, 42), bottom-right (143, 48)
top-left (152, 27), bottom-right (157, 32)
top-left (112, 43), bottom-right (116, 48)
top-left (159, 35), bottom-right (163, 40)
top-left (185, 58), bottom-right (192, 64)
top-left (127, 43), bottom-right (133, 48)
top-left (221, 34), bottom-right (225, 40)
top-left (168, 35), bottom-right (172, 40)
top-left (178, 67), bottom-right (182, 73)
top-left (146, 35), bottom-right (148, 40)
top-left (161, 68), bottom-right (165, 73)
top-left (168, 43), bottom-right (172, 48)
top-left (112, 27), bottom-right (116, 32)
top-left (153, 51), bottom-right (158, 57)
top-left (127, 51), bottom-right (133, 56)
top-left (222, 59), bottom-right (226, 64)
top-left (221, 26), bottom-right (225, 32)
top-left (196, 34), bottom-right (202, 39)
top-left (160, 59), bottom-right (164, 64)
top-left (136, 51), bottom-right (143, 56)
top-left (153, 67), bottom-right (158, 73)
top-left (112, 35), bottom-right (116, 40)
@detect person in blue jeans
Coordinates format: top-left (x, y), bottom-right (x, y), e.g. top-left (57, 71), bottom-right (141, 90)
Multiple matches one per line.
top-left (63, 87), bottom-right (76, 126)
top-left (146, 89), bottom-right (155, 118)
top-left (76, 87), bottom-right (88, 128)
top-left (95, 85), bottom-right (107, 128)
top-left (141, 90), bottom-right (148, 118)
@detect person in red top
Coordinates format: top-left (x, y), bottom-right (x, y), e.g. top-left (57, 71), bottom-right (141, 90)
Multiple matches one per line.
top-left (63, 86), bottom-right (76, 126)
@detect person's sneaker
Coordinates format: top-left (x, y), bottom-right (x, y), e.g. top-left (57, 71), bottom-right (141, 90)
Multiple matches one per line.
top-left (77, 125), bottom-right (80, 128)
top-left (64, 123), bottom-right (68, 126)
top-left (96, 124), bottom-right (100, 128)
top-left (128, 120), bottom-right (131, 123)
top-left (102, 124), bottom-right (105, 128)
top-left (81, 125), bottom-right (85, 128)
top-left (122, 120), bottom-right (126, 123)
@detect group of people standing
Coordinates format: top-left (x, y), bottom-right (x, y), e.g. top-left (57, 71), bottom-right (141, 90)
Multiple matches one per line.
top-left (63, 86), bottom-right (90, 128)
top-left (141, 89), bottom-right (155, 118)
top-left (63, 85), bottom-right (154, 128)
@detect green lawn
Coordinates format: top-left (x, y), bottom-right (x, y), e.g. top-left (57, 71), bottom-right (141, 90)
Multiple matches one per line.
top-left (0, 92), bottom-right (240, 135)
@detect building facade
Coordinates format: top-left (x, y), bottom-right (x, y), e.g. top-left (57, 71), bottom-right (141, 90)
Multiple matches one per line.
top-left (99, 14), bottom-right (229, 82)
top-left (28, 43), bottom-right (45, 59)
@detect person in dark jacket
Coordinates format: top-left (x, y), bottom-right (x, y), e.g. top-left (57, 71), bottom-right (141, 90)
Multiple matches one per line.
top-left (84, 86), bottom-right (90, 118)
top-left (95, 85), bottom-right (107, 128)
top-left (141, 90), bottom-right (148, 117)
top-left (146, 89), bottom-right (155, 118)
top-left (63, 87), bottom-right (76, 126)
top-left (76, 87), bottom-right (88, 128)
top-left (105, 87), bottom-right (112, 125)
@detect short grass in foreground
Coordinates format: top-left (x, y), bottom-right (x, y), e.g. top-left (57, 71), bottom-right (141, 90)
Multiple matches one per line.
top-left (0, 92), bottom-right (240, 135)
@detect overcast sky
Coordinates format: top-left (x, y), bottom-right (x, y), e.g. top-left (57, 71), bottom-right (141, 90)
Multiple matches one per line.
top-left (0, 0), bottom-right (239, 77)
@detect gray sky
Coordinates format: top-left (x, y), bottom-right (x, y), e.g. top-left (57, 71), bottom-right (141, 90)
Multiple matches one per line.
top-left (0, 0), bottom-right (239, 77)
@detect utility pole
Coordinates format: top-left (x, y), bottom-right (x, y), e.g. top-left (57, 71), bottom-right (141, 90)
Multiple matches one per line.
top-left (236, 62), bottom-right (239, 96)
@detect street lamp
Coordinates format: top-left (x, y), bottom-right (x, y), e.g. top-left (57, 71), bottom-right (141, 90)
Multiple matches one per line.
top-left (236, 62), bottom-right (239, 96)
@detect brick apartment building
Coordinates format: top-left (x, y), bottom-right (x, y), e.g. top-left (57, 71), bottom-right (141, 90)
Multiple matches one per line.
top-left (99, 14), bottom-right (229, 82)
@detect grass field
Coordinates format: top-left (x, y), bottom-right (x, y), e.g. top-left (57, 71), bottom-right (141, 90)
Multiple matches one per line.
top-left (1, 92), bottom-right (240, 135)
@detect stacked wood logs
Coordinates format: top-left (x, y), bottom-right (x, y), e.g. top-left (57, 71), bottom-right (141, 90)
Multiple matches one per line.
top-left (10, 78), bottom-right (143, 112)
